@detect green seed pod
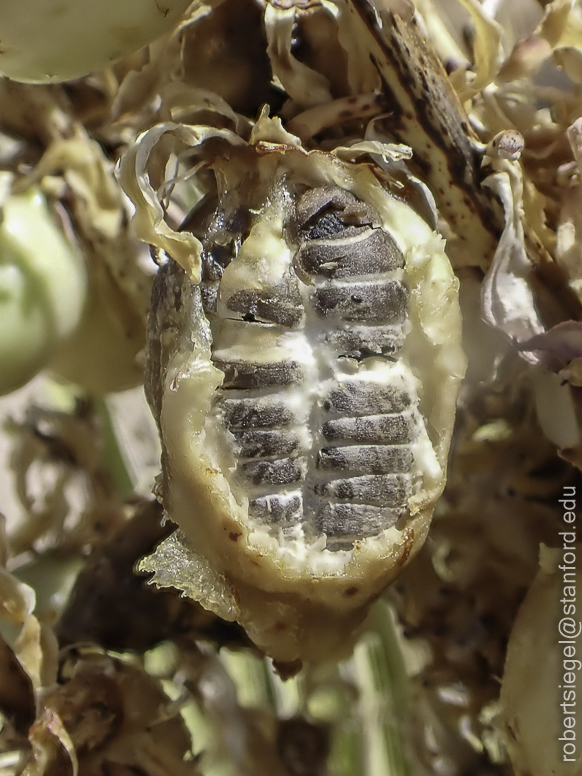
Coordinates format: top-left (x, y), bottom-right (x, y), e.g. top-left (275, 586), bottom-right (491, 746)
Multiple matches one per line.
top-left (0, 0), bottom-right (192, 83)
top-left (0, 184), bottom-right (87, 396)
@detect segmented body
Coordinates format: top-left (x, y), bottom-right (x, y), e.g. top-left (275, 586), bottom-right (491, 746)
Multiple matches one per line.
top-left (196, 186), bottom-right (436, 548)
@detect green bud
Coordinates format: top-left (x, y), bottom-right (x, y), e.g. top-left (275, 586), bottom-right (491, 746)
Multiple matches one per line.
top-left (0, 186), bottom-right (87, 396)
top-left (0, 0), bottom-right (192, 83)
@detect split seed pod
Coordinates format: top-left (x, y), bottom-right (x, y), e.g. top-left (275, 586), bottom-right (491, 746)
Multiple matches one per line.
top-left (121, 119), bottom-right (466, 662)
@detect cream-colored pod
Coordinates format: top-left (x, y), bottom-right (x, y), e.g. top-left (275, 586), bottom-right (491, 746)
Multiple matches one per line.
top-left (498, 545), bottom-right (582, 776)
top-left (131, 131), bottom-right (465, 663)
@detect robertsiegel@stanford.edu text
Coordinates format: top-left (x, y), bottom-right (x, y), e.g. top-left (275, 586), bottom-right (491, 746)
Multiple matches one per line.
top-left (559, 485), bottom-right (580, 763)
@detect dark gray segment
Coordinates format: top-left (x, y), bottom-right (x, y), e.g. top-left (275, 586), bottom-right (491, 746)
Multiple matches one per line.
top-left (313, 281), bottom-right (408, 323)
top-left (316, 503), bottom-right (401, 538)
top-left (241, 458), bottom-right (304, 486)
top-left (314, 474), bottom-right (411, 507)
top-left (317, 445), bottom-right (413, 474)
top-left (322, 414), bottom-right (415, 445)
top-left (248, 492), bottom-right (303, 524)
top-left (302, 212), bottom-right (364, 241)
top-left (292, 187), bottom-right (378, 241)
top-left (232, 429), bottom-right (299, 458)
top-left (221, 397), bottom-right (294, 429)
top-left (224, 281), bottom-right (304, 328)
top-left (324, 381), bottom-right (411, 415)
top-left (295, 228), bottom-right (403, 279)
top-left (213, 359), bottom-right (303, 389)
top-left (323, 325), bottom-right (406, 359)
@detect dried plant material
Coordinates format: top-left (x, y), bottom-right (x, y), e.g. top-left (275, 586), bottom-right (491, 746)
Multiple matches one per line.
top-left (264, 2), bottom-right (334, 108)
top-left (14, 616), bottom-right (58, 692)
top-left (556, 118), bottom-right (582, 306)
top-left (118, 122), bottom-right (245, 280)
top-left (139, 530), bottom-right (241, 624)
top-left (0, 527), bottom-right (58, 701)
top-left (537, 0), bottom-right (573, 47)
top-left (519, 321), bottom-right (582, 373)
top-left (56, 500), bottom-right (179, 651)
top-left (180, 0), bottom-right (277, 116)
top-left (454, 0), bottom-right (503, 97)
top-left (554, 46), bottom-right (582, 81)
top-left (0, 636), bottom-right (35, 736)
top-left (110, 45), bottom-right (180, 128)
top-left (19, 131), bottom-right (151, 395)
top-left (413, 0), bottom-right (471, 75)
top-left (334, 0), bottom-right (503, 267)
top-left (39, 651), bottom-right (200, 776)
top-left (3, 0), bottom-right (582, 774)
top-left (0, 518), bottom-right (58, 763)
top-left (0, 566), bottom-right (35, 626)
top-left (0, 81), bottom-right (74, 146)
top-left (497, 35), bottom-right (553, 82)
top-left (7, 401), bottom-right (123, 556)
top-left (390, 384), bottom-right (575, 773)
top-left (536, 0), bottom-right (582, 82)
top-left (57, 499), bottom-right (250, 652)
top-left (286, 92), bottom-right (386, 141)
top-left (531, 368), bottom-right (581, 451)
top-left (22, 709), bottom-right (78, 776)
top-left (481, 133), bottom-right (547, 362)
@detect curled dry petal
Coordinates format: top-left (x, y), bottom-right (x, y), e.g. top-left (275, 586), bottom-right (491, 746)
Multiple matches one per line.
top-left (556, 118), bottom-right (582, 304)
top-left (264, 3), bottom-right (334, 108)
top-left (497, 35), bottom-right (553, 82)
top-left (532, 368), bottom-right (582, 451)
top-left (23, 710), bottom-right (78, 776)
top-left (0, 569), bottom-right (36, 624)
top-left (519, 320), bottom-right (582, 368)
top-left (286, 92), bottom-right (386, 141)
top-left (536, 0), bottom-right (582, 81)
top-left (481, 168), bottom-right (545, 362)
top-left (118, 122), bottom-right (246, 281)
top-left (454, 0), bottom-right (504, 98)
top-left (42, 653), bottom-right (199, 776)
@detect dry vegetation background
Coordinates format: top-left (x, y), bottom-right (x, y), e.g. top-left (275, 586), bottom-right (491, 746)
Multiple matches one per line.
top-left (1, 0), bottom-right (582, 774)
